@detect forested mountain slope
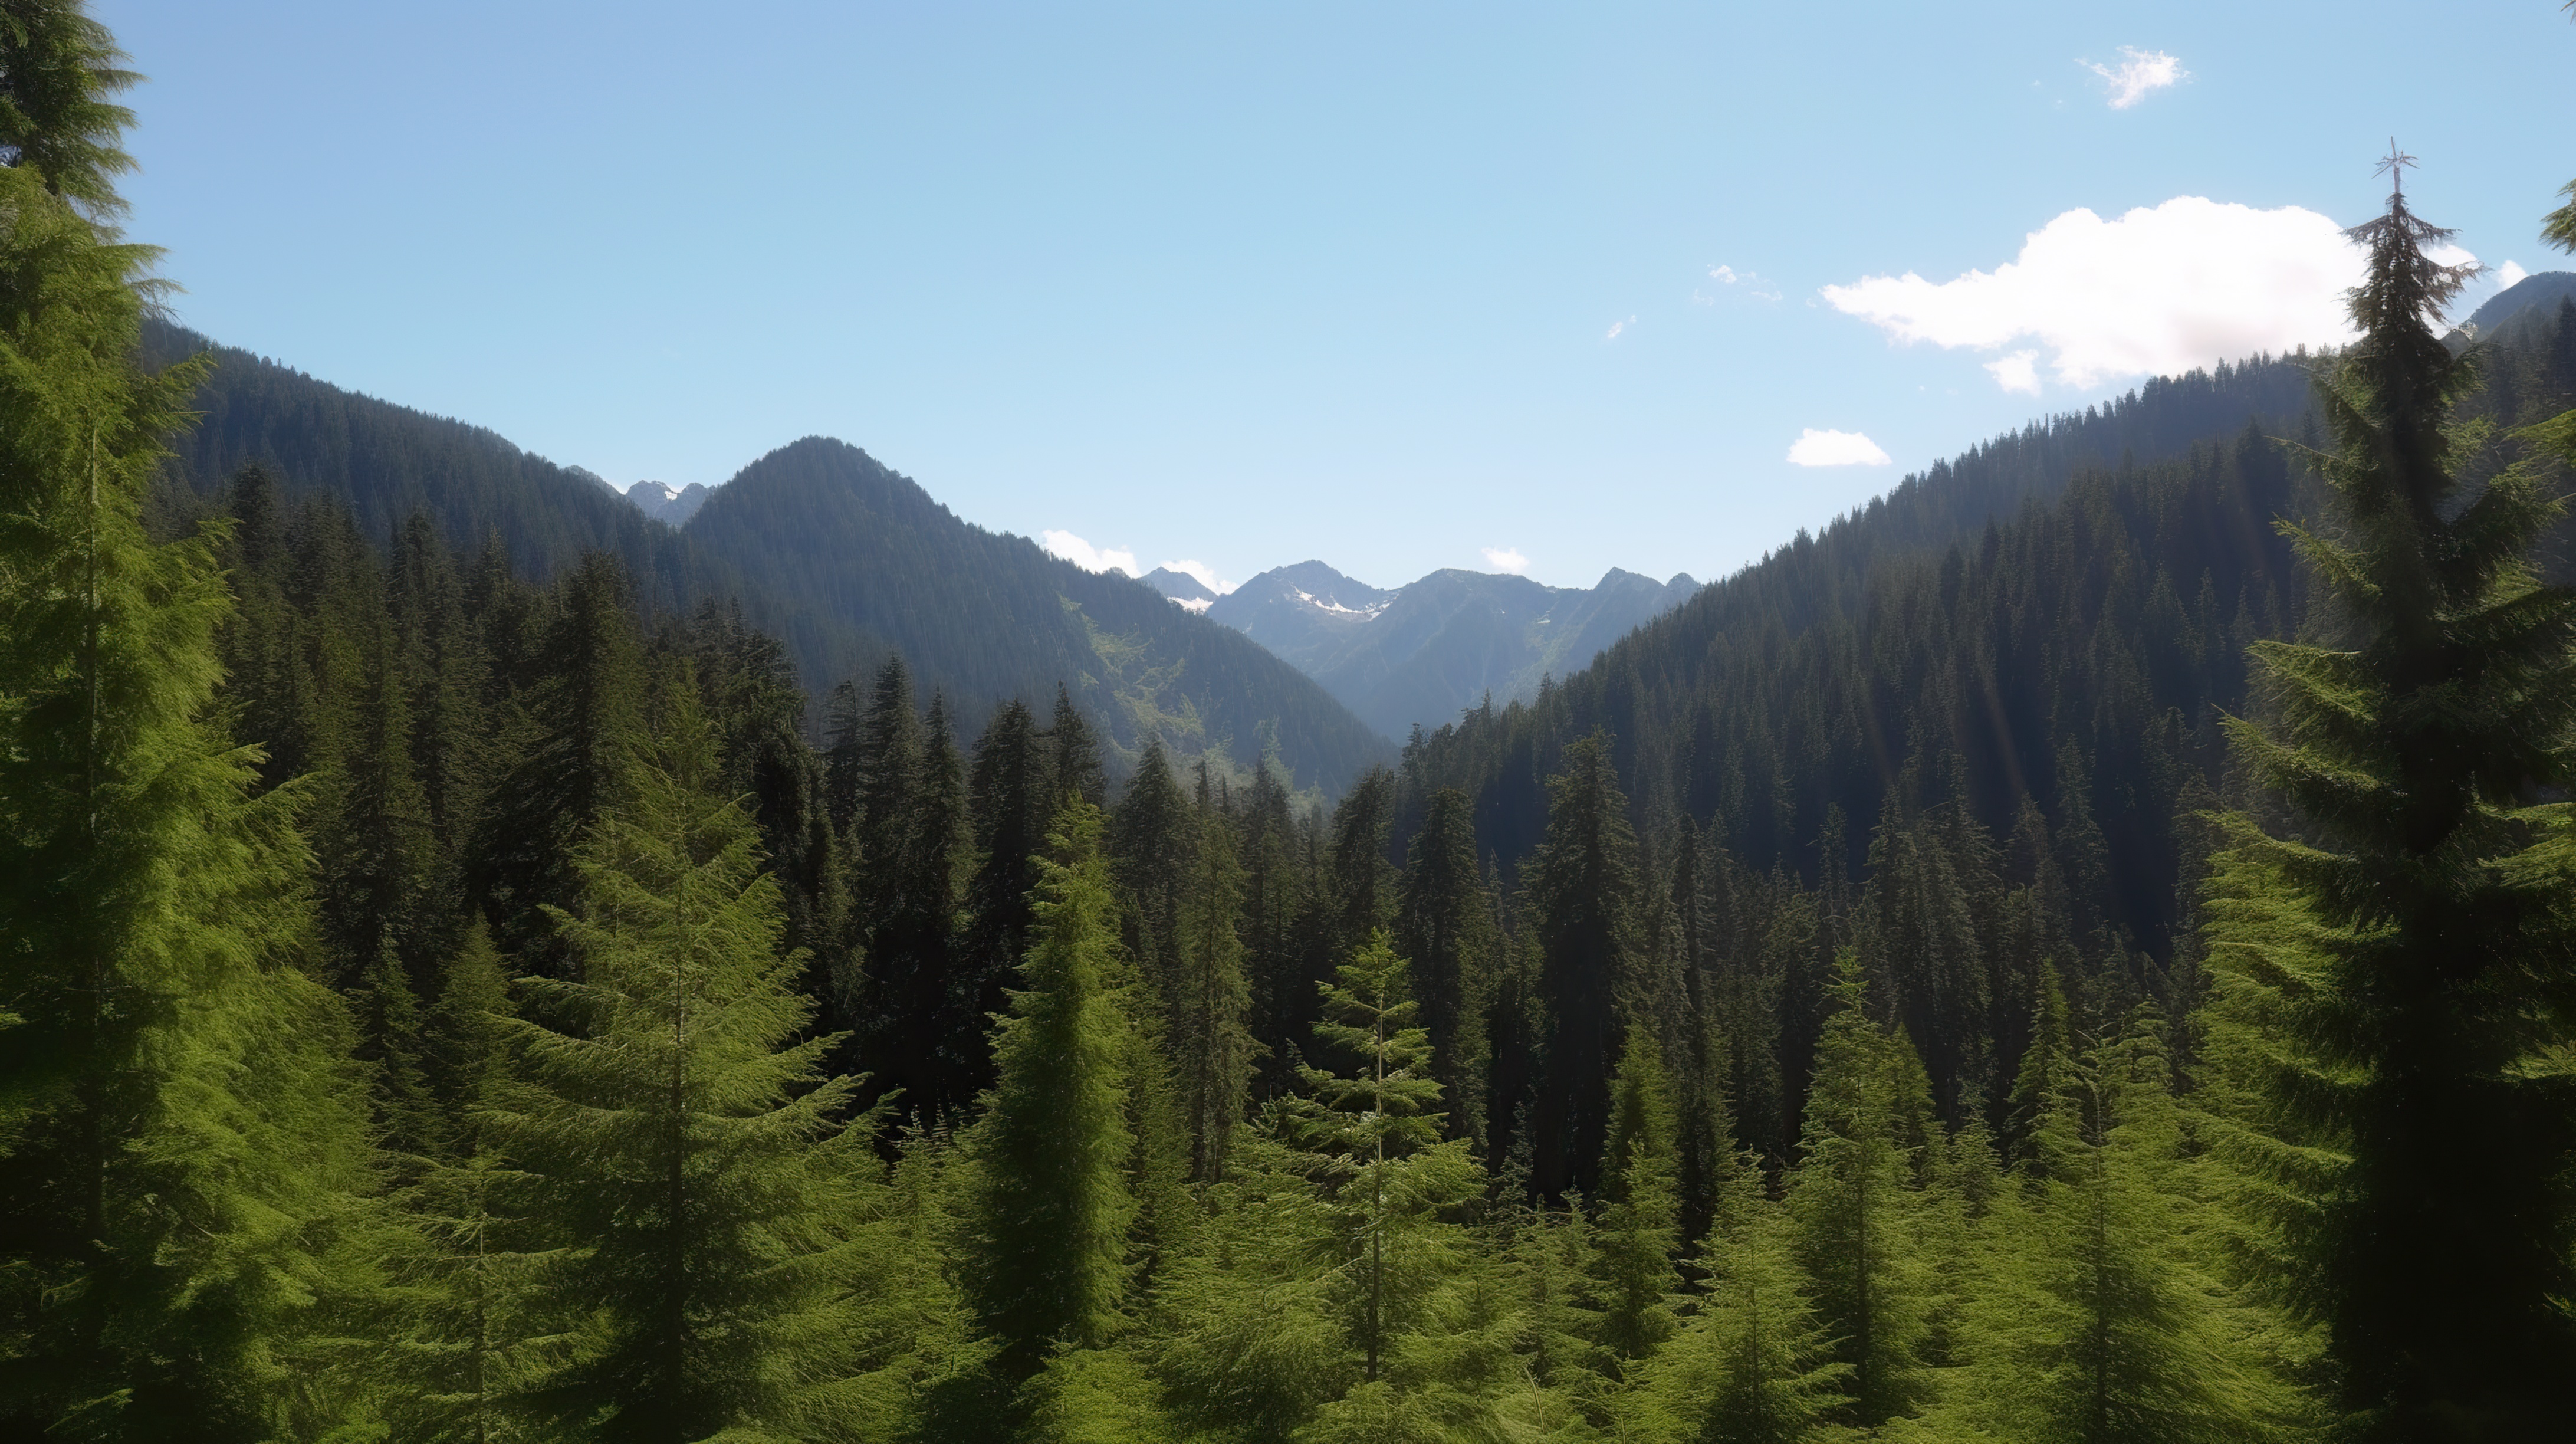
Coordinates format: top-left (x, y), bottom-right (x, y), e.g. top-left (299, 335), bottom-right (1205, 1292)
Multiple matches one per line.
top-left (1392, 306), bottom-right (2576, 1162)
top-left (679, 437), bottom-right (1391, 792)
top-left (143, 319), bottom-right (696, 603)
top-left (140, 321), bottom-right (1389, 794)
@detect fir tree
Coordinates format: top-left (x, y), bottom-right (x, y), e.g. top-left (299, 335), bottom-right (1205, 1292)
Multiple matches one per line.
top-left (0, 40), bottom-right (374, 1434)
top-left (1395, 786), bottom-right (1494, 1150)
top-left (1933, 1012), bottom-right (2298, 1443)
top-left (1174, 783), bottom-right (1259, 1182)
top-left (2203, 155), bottom-right (2576, 1437)
top-left (1786, 952), bottom-right (1933, 1429)
top-left (493, 677), bottom-right (878, 1440)
top-left (1593, 1029), bottom-right (1683, 1367)
top-left (1526, 731), bottom-right (1642, 1196)
top-left (958, 800), bottom-right (1139, 1377)
top-left (1280, 933), bottom-right (1481, 1387)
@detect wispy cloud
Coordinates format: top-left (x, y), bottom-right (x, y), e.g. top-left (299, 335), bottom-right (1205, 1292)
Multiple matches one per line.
top-left (2498, 260), bottom-right (2530, 291)
top-left (1698, 264), bottom-right (1783, 304)
top-left (1041, 529), bottom-right (1140, 576)
top-left (2080, 47), bottom-right (2187, 109)
top-left (1786, 429), bottom-right (1892, 467)
top-left (1156, 559), bottom-right (1236, 595)
top-left (1483, 546), bottom-right (1530, 574)
top-left (1605, 316), bottom-right (1637, 342)
top-left (1821, 196), bottom-right (2417, 392)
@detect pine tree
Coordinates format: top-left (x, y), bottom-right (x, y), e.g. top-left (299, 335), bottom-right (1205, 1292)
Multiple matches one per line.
top-left (382, 923), bottom-right (547, 1444)
top-left (493, 677), bottom-right (877, 1440)
top-left (1108, 734), bottom-right (1193, 1004)
top-left (0, 0), bottom-right (141, 222)
top-left (1933, 1011), bottom-right (2298, 1443)
top-left (1593, 1029), bottom-right (1683, 1367)
top-left (1173, 783), bottom-right (1259, 1182)
top-left (1631, 1174), bottom-right (1843, 1444)
top-left (2203, 155), bottom-right (2576, 1437)
top-left (1526, 731), bottom-right (1642, 1197)
top-left (959, 800), bottom-right (1138, 1377)
top-left (0, 29), bottom-right (374, 1433)
top-left (1395, 786), bottom-right (1494, 1150)
top-left (1786, 951), bottom-right (1933, 1429)
top-left (1280, 933), bottom-right (1482, 1387)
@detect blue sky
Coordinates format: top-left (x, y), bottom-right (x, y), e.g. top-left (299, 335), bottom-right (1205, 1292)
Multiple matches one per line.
top-left (103, 1), bottom-right (2576, 592)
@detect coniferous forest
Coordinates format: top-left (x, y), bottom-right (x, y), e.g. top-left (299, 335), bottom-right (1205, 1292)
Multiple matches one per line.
top-left (10, 5), bottom-right (2576, 1441)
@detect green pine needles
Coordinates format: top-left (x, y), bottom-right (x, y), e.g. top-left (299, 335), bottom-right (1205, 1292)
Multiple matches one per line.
top-left (2204, 160), bottom-right (2576, 1438)
top-left (495, 677), bottom-right (880, 1441)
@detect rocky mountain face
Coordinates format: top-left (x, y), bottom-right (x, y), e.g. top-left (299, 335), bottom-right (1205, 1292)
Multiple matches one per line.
top-left (1192, 560), bottom-right (1698, 739)
top-left (626, 479), bottom-right (711, 524)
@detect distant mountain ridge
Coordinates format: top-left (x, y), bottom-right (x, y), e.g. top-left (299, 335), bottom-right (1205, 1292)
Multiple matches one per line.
top-left (1181, 559), bottom-right (1701, 739)
top-left (625, 479), bottom-right (710, 524)
top-left (140, 319), bottom-right (1389, 796)
top-left (1142, 566), bottom-right (1217, 611)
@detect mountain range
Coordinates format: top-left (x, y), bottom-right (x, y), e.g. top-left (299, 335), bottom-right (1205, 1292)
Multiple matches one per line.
top-left (133, 268), bottom-right (2575, 800)
top-left (141, 321), bottom-right (1389, 796)
top-left (1150, 560), bottom-right (1702, 740)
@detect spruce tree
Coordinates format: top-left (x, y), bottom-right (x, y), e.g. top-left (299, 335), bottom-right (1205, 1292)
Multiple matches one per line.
top-left (1631, 1167), bottom-right (1842, 1444)
top-left (1592, 1029), bottom-right (1683, 1367)
top-left (0, 22), bottom-right (374, 1432)
top-left (1786, 952), bottom-right (1932, 1429)
top-left (2203, 155), bottom-right (2576, 1437)
top-left (1174, 784), bottom-right (1258, 1182)
top-left (1395, 786), bottom-right (1494, 1150)
top-left (1935, 1011), bottom-right (2296, 1443)
top-left (1280, 933), bottom-right (1481, 1387)
top-left (1526, 731), bottom-right (1642, 1197)
top-left (493, 677), bottom-right (877, 1440)
top-left (959, 800), bottom-right (1139, 1376)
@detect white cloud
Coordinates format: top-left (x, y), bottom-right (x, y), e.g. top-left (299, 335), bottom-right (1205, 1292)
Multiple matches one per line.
top-left (1156, 559), bottom-right (1236, 595)
top-left (1699, 264), bottom-right (1783, 304)
top-left (1984, 350), bottom-right (2042, 395)
top-left (1605, 315), bottom-right (1636, 341)
top-left (1483, 546), bottom-right (1531, 574)
top-left (2080, 47), bottom-right (2186, 109)
top-left (1041, 529), bottom-right (1140, 576)
top-left (1787, 429), bottom-right (1893, 467)
top-left (2498, 260), bottom-right (2530, 290)
top-left (1822, 196), bottom-right (2420, 392)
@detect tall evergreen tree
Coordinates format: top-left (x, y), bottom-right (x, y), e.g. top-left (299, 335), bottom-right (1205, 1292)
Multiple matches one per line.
top-left (2203, 156), bottom-right (2576, 1438)
top-left (1592, 1029), bottom-right (1683, 1366)
top-left (0, 40), bottom-right (373, 1433)
top-left (1526, 731), bottom-right (1642, 1197)
top-left (1933, 1010), bottom-right (2298, 1444)
top-left (959, 801), bottom-right (1138, 1377)
top-left (1395, 786), bottom-right (1494, 1150)
top-left (1174, 784), bottom-right (1258, 1182)
top-left (1280, 933), bottom-right (1482, 1387)
top-left (494, 678), bottom-right (878, 1440)
top-left (1786, 952), bottom-right (1933, 1429)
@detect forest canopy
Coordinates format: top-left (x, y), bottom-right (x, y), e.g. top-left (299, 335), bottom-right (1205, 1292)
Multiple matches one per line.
top-left (5, 4), bottom-right (2576, 1441)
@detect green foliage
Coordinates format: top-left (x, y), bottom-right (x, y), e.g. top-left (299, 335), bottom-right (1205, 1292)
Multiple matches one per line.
top-left (491, 677), bottom-right (879, 1440)
top-left (1281, 933), bottom-right (1483, 1387)
top-left (0, 0), bottom-right (142, 223)
top-left (959, 800), bottom-right (1139, 1375)
top-left (2204, 173), bottom-right (2576, 1437)
top-left (1593, 1029), bottom-right (1683, 1366)
top-left (1174, 776), bottom-right (1259, 1182)
top-left (1629, 1195), bottom-right (1843, 1444)
top-left (1926, 1013), bottom-right (2302, 1443)
top-left (1788, 953), bottom-right (1933, 1429)
top-left (0, 118), bottom-right (374, 1437)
